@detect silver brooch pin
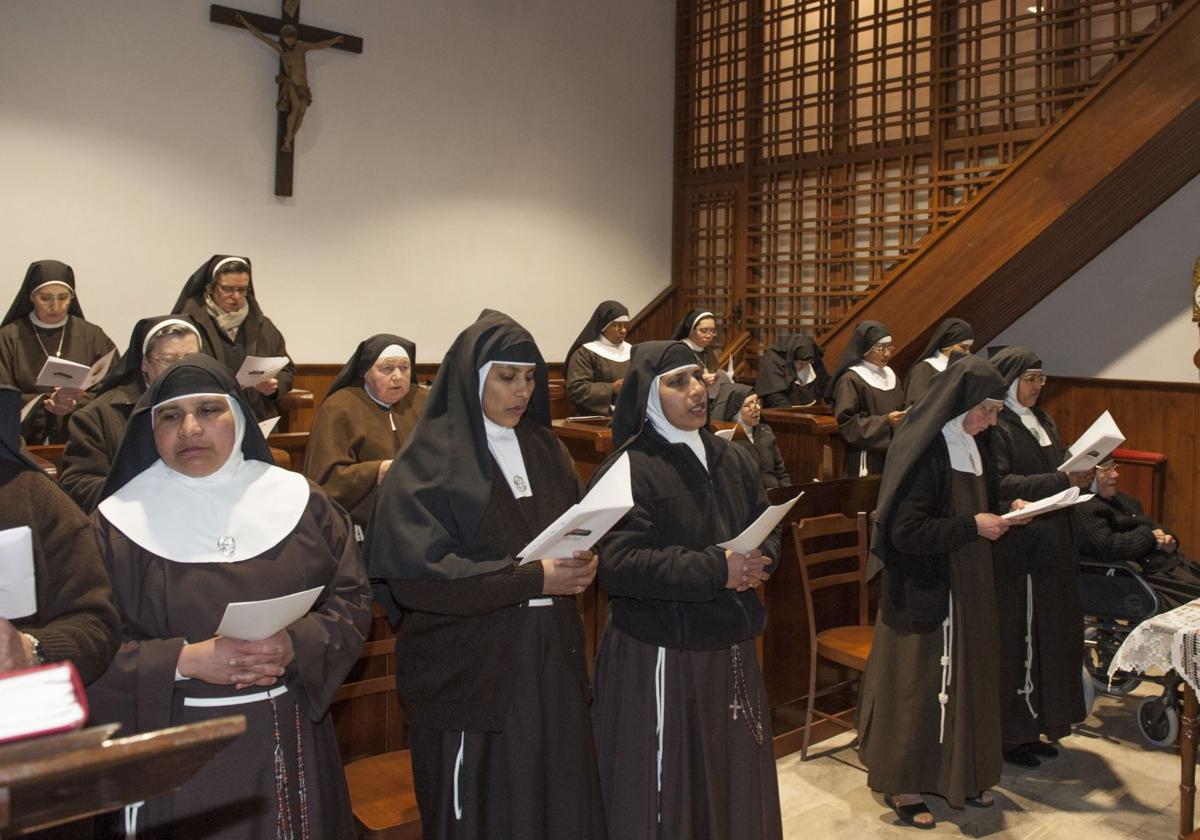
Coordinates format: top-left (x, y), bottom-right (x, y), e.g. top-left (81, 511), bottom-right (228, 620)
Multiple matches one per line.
top-left (513, 475), bottom-right (527, 493)
top-left (217, 535), bottom-right (237, 557)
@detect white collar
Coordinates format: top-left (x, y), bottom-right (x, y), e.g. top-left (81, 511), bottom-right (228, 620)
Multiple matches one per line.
top-left (683, 338), bottom-right (705, 353)
top-left (478, 361), bottom-right (534, 498)
top-left (849, 361), bottom-right (896, 391)
top-left (793, 361), bottom-right (816, 386)
top-left (98, 457), bottom-right (309, 563)
top-left (1004, 375), bottom-right (1050, 446)
top-left (582, 335), bottom-right (631, 363)
top-left (924, 353), bottom-right (950, 373)
top-left (646, 365), bottom-right (707, 472)
top-left (29, 312), bottom-right (68, 330)
top-left (941, 411), bottom-right (982, 475)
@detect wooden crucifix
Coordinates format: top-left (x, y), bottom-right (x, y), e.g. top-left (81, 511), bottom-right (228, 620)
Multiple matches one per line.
top-left (211, 2), bottom-right (363, 197)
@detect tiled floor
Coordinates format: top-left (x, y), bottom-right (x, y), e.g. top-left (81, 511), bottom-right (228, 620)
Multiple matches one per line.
top-left (776, 682), bottom-right (1187, 838)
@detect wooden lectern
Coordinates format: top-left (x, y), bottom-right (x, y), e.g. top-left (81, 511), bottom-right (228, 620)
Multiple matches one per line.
top-left (0, 716), bottom-right (245, 837)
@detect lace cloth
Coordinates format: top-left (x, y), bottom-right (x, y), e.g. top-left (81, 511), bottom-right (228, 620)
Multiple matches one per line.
top-left (1109, 599), bottom-right (1200, 693)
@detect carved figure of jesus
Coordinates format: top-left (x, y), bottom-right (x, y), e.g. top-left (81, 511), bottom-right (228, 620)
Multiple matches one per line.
top-left (234, 11), bottom-right (343, 152)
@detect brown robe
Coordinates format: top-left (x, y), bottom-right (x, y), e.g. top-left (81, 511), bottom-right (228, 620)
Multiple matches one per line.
top-left (58, 380), bottom-right (144, 513)
top-left (565, 347), bottom-right (629, 417)
top-left (86, 486), bottom-right (372, 839)
top-left (2, 459), bottom-right (120, 684)
top-left (0, 317), bottom-right (115, 444)
top-left (832, 369), bottom-right (904, 477)
top-left (302, 385), bottom-right (428, 527)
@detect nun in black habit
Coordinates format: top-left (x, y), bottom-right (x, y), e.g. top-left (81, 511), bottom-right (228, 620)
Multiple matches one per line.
top-left (59, 315), bottom-right (206, 512)
top-left (0, 260), bottom-right (116, 444)
top-left (172, 255), bottom-right (295, 421)
top-left (856, 354), bottom-right (1014, 828)
top-left (827, 320), bottom-right (905, 477)
top-left (564, 300), bottom-right (632, 416)
top-left (988, 346), bottom-right (1089, 767)
top-left (903, 318), bottom-right (975, 407)
top-left (754, 332), bottom-right (829, 409)
top-left (590, 340), bottom-right (782, 840)
top-left (364, 311), bottom-right (606, 840)
top-left (715, 382), bottom-right (791, 490)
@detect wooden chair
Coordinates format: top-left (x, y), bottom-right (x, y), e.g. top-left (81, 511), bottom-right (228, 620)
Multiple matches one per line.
top-left (332, 607), bottom-right (421, 839)
top-left (793, 512), bottom-right (874, 760)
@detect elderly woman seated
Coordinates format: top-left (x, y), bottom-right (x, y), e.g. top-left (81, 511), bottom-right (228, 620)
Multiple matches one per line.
top-left (714, 383), bottom-right (791, 490)
top-left (303, 334), bottom-right (428, 535)
top-left (1074, 456), bottom-right (1200, 610)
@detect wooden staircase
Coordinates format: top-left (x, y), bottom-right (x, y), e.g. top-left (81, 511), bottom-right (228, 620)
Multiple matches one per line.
top-left (817, 0), bottom-right (1200, 369)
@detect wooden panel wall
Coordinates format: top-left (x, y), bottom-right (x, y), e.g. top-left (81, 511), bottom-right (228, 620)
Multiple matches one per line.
top-left (1039, 376), bottom-right (1200, 551)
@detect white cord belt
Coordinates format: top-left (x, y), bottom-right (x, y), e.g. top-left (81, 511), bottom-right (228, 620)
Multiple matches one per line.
top-left (1017, 573), bottom-right (1039, 718)
top-left (654, 645), bottom-right (666, 823)
top-left (182, 685), bottom-right (288, 708)
top-left (938, 591), bottom-right (954, 744)
top-left (453, 731), bottom-right (465, 820)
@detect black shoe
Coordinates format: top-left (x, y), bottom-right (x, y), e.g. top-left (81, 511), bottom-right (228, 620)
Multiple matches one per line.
top-left (965, 790), bottom-right (995, 808)
top-left (1026, 740), bottom-right (1059, 757)
top-left (884, 794), bottom-right (936, 830)
top-left (1003, 746), bottom-right (1040, 768)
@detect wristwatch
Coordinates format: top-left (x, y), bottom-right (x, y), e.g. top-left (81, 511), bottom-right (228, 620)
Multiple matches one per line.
top-left (23, 633), bottom-right (45, 666)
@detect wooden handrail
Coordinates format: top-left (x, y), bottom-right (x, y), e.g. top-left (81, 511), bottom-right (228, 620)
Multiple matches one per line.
top-left (626, 284), bottom-right (679, 343)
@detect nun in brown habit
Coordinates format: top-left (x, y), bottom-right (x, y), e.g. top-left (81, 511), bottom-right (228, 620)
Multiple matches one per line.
top-left (302, 334), bottom-right (428, 532)
top-left (364, 311), bottom-right (606, 840)
top-left (0, 260), bottom-right (116, 444)
top-left (58, 315), bottom-right (207, 512)
top-left (857, 354), bottom-right (1016, 829)
top-left (172, 255), bottom-right (294, 421)
top-left (564, 300), bottom-right (631, 417)
top-left (827, 320), bottom-right (905, 477)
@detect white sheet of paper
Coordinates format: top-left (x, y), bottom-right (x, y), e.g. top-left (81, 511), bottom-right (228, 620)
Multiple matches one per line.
top-left (235, 355), bottom-right (290, 388)
top-left (258, 416), bottom-right (281, 438)
top-left (718, 492), bottom-right (804, 554)
top-left (214, 585), bottom-right (324, 641)
top-left (1001, 487), bottom-right (1094, 521)
top-left (34, 356), bottom-right (91, 389)
top-left (714, 428), bottom-right (736, 441)
top-left (1059, 410), bottom-right (1125, 473)
top-left (79, 348), bottom-right (117, 391)
top-left (0, 526), bottom-right (35, 620)
top-left (517, 452), bottom-right (633, 563)
top-left (19, 396), bottom-right (39, 423)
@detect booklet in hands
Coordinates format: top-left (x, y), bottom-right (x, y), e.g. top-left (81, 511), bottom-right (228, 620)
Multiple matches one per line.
top-left (1059, 410), bottom-right (1124, 473)
top-left (717, 492), bottom-right (804, 555)
top-left (1001, 486), bottom-right (1094, 521)
top-left (518, 452), bottom-right (634, 564)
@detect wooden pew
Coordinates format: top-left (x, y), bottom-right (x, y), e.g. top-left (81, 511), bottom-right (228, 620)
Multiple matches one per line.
top-left (761, 407), bottom-right (842, 484)
top-left (551, 417), bottom-right (614, 484)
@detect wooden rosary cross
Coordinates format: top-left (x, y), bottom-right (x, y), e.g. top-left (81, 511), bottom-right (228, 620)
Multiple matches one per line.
top-left (211, 2), bottom-right (363, 196)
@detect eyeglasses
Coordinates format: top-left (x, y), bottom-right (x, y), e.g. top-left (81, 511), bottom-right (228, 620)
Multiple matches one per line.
top-left (695, 328), bottom-right (719, 337)
top-left (870, 343), bottom-right (896, 355)
top-left (743, 399), bottom-right (763, 409)
top-left (1020, 374), bottom-right (1048, 385)
top-left (148, 353), bottom-right (189, 366)
top-left (214, 283), bottom-right (250, 297)
top-left (34, 293), bottom-right (72, 305)
top-left (1096, 463), bottom-right (1119, 474)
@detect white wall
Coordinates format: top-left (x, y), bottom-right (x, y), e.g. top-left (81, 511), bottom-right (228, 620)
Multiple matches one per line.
top-left (0, 0), bottom-right (675, 364)
top-left (990, 173), bottom-right (1200, 384)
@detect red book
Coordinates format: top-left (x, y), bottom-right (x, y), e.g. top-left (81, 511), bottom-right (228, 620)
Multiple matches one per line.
top-left (0, 661), bottom-right (89, 745)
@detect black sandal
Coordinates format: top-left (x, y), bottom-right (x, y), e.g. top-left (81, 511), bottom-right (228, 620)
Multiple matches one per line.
top-left (884, 794), bottom-right (936, 830)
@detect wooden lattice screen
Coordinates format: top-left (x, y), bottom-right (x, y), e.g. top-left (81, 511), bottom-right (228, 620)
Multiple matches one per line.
top-left (675, 0), bottom-right (1177, 350)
